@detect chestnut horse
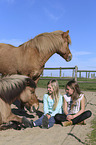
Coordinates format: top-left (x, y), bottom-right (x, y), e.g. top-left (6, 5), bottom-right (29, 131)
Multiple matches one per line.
top-left (0, 75), bottom-right (39, 129)
top-left (0, 30), bottom-right (72, 84)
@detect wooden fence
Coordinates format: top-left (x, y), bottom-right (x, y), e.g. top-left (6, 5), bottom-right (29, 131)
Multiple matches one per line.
top-left (40, 66), bottom-right (96, 83)
top-left (41, 66), bottom-right (78, 81)
top-left (78, 70), bottom-right (96, 78)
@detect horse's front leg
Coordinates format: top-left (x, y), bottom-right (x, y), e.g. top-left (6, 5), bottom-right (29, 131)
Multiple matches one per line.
top-left (6, 112), bottom-right (22, 123)
top-left (0, 99), bottom-right (22, 124)
top-left (0, 112), bottom-right (23, 130)
top-left (4, 111), bottom-right (32, 129)
top-left (0, 99), bottom-right (31, 129)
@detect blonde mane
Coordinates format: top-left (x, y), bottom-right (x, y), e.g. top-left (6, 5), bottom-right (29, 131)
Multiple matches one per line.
top-left (20, 30), bottom-right (71, 53)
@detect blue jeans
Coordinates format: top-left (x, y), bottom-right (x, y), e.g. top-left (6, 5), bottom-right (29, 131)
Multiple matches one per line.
top-left (34, 115), bottom-right (55, 128)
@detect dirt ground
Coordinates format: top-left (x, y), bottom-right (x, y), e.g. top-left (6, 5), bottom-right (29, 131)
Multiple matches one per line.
top-left (0, 87), bottom-right (96, 145)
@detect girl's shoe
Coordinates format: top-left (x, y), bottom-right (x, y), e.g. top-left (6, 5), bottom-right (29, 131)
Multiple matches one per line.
top-left (30, 120), bottom-right (35, 127)
top-left (42, 115), bottom-right (49, 129)
top-left (62, 121), bottom-right (72, 127)
top-left (77, 121), bottom-right (86, 125)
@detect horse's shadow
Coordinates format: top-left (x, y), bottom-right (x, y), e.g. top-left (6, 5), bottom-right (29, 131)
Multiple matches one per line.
top-left (35, 110), bottom-right (44, 118)
top-left (12, 108), bottom-right (35, 118)
top-left (12, 99), bottom-right (44, 118)
top-left (12, 100), bottom-right (35, 118)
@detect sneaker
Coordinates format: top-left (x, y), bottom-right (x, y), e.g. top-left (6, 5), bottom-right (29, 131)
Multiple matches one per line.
top-left (42, 115), bottom-right (49, 129)
top-left (22, 117), bottom-right (32, 128)
top-left (62, 121), bottom-right (72, 127)
top-left (30, 120), bottom-right (35, 127)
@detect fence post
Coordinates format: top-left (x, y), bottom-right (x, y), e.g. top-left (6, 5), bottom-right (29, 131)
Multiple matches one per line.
top-left (88, 72), bottom-right (90, 78)
top-left (75, 66), bottom-right (78, 81)
top-left (60, 67), bottom-right (61, 78)
top-left (72, 69), bottom-right (74, 78)
top-left (86, 72), bottom-right (87, 78)
top-left (79, 72), bottom-right (81, 78)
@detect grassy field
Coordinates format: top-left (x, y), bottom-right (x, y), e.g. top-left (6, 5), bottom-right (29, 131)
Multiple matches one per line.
top-left (86, 116), bottom-right (96, 144)
top-left (38, 77), bottom-right (96, 91)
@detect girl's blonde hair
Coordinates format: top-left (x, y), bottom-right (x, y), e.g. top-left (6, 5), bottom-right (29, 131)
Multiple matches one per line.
top-left (47, 79), bottom-right (60, 110)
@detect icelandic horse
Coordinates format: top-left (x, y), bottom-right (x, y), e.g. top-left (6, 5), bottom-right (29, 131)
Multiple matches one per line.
top-left (0, 30), bottom-right (72, 84)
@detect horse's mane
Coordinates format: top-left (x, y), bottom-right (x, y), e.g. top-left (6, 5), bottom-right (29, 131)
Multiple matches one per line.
top-left (0, 75), bottom-right (36, 104)
top-left (19, 30), bottom-right (71, 53)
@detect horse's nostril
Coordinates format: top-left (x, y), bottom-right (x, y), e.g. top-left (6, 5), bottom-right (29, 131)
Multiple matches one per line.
top-left (32, 104), bottom-right (39, 112)
top-left (33, 106), bottom-right (36, 112)
top-left (69, 55), bottom-right (71, 60)
top-left (68, 54), bottom-right (72, 61)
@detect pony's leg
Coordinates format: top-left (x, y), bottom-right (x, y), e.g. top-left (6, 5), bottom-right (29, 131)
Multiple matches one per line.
top-left (0, 98), bottom-right (22, 124)
top-left (6, 112), bottom-right (22, 123)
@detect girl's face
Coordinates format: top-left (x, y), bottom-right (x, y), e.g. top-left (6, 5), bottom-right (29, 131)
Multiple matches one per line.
top-left (47, 84), bottom-right (53, 95)
top-left (66, 85), bottom-right (74, 96)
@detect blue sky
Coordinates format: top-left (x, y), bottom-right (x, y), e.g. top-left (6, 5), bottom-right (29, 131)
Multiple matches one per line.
top-left (0, 0), bottom-right (96, 73)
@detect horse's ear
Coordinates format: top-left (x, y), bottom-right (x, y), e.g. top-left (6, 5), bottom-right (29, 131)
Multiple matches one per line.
top-left (62, 30), bottom-right (69, 38)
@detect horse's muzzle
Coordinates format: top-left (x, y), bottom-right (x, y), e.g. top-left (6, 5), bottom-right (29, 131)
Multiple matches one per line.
top-left (67, 54), bottom-right (72, 61)
top-left (30, 103), bottom-right (39, 113)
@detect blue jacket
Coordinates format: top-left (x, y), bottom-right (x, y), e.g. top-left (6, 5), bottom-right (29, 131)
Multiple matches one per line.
top-left (43, 94), bottom-right (63, 116)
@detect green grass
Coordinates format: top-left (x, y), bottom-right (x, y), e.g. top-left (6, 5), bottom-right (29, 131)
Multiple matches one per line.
top-left (38, 77), bottom-right (96, 91)
top-left (86, 117), bottom-right (96, 144)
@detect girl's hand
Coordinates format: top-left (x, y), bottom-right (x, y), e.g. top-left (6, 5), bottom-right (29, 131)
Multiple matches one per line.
top-left (46, 114), bottom-right (51, 119)
top-left (66, 115), bottom-right (73, 121)
top-left (72, 114), bottom-right (76, 118)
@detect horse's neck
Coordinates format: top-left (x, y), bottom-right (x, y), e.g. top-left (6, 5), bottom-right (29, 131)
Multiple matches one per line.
top-left (19, 44), bottom-right (56, 67)
top-left (39, 49), bottom-right (56, 66)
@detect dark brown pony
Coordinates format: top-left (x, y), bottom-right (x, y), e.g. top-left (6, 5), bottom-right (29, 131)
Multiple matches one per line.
top-left (0, 30), bottom-right (72, 84)
top-left (0, 75), bottom-right (39, 129)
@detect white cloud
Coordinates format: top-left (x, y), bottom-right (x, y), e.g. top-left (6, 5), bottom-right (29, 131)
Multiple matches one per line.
top-left (72, 50), bottom-right (92, 56)
top-left (44, 7), bottom-right (64, 21)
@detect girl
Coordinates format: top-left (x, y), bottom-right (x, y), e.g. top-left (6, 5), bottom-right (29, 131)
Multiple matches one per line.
top-left (23, 79), bottom-right (63, 129)
top-left (54, 79), bottom-right (92, 126)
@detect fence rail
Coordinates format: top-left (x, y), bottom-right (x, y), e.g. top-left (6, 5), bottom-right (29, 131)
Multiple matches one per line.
top-left (41, 66), bottom-right (77, 80)
top-left (40, 66), bottom-right (96, 83)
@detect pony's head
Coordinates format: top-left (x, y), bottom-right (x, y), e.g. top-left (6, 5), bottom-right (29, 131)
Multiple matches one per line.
top-left (20, 86), bottom-right (39, 112)
top-left (0, 75), bottom-right (39, 112)
top-left (32, 30), bottom-right (72, 62)
top-left (56, 30), bottom-right (72, 62)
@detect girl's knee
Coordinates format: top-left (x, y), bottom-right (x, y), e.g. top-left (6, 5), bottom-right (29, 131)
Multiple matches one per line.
top-left (54, 114), bottom-right (59, 121)
top-left (86, 110), bottom-right (92, 118)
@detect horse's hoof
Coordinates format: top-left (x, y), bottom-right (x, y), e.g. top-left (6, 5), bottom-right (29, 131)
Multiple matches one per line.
top-left (22, 117), bottom-right (32, 128)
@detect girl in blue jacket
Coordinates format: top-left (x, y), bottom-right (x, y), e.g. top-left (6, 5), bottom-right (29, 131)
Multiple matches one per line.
top-left (23, 79), bottom-right (63, 129)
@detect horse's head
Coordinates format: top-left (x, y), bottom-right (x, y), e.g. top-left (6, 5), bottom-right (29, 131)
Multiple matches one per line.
top-left (57, 30), bottom-right (72, 62)
top-left (20, 86), bottom-right (39, 112)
